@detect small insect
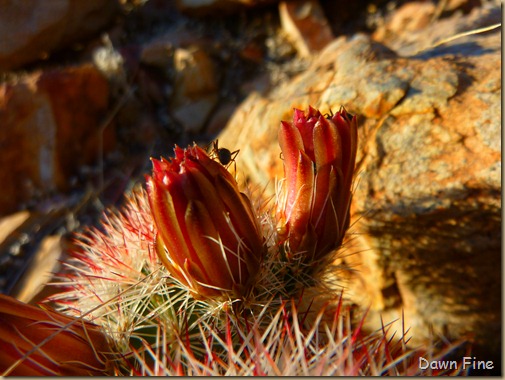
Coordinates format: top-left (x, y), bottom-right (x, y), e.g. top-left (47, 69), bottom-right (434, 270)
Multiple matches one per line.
top-left (325, 106), bottom-right (354, 121)
top-left (209, 139), bottom-right (239, 171)
top-left (323, 109), bottom-right (334, 119)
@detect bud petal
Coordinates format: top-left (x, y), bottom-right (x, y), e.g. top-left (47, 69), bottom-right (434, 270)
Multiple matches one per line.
top-left (185, 199), bottom-right (233, 287)
top-left (288, 151), bottom-right (315, 243)
top-left (0, 295), bottom-right (110, 376)
top-left (313, 117), bottom-right (340, 170)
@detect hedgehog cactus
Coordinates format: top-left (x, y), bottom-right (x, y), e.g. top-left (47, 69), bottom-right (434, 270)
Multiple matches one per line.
top-left (0, 107), bottom-right (461, 376)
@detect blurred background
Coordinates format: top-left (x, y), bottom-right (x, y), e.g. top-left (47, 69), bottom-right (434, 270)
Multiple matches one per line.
top-left (0, 0), bottom-right (501, 373)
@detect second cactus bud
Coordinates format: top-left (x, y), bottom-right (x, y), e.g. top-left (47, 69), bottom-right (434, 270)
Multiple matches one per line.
top-left (277, 106), bottom-right (358, 263)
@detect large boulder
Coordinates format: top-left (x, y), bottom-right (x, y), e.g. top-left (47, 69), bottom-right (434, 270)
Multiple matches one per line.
top-left (0, 64), bottom-right (115, 215)
top-left (0, 0), bottom-right (119, 71)
top-left (218, 11), bottom-right (500, 364)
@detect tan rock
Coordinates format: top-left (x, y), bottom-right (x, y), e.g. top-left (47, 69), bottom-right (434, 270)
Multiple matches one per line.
top-left (173, 94), bottom-right (219, 133)
top-left (387, 2), bottom-right (436, 33)
top-left (443, 0), bottom-right (483, 13)
top-left (0, 0), bottom-right (119, 71)
top-left (171, 45), bottom-right (218, 133)
top-left (373, 1), bottom-right (501, 56)
top-left (140, 30), bottom-right (224, 135)
top-left (218, 19), bottom-right (500, 361)
top-left (279, 0), bottom-right (334, 57)
top-left (173, 46), bottom-right (217, 101)
top-left (205, 100), bottom-right (239, 136)
top-left (140, 28), bottom-right (200, 68)
top-left (0, 64), bottom-right (114, 215)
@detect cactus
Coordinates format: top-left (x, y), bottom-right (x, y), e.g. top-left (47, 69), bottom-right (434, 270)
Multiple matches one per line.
top-left (1, 107), bottom-right (462, 376)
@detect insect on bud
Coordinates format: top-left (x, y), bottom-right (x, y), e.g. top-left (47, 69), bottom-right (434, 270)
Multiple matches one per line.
top-left (146, 144), bottom-right (264, 299)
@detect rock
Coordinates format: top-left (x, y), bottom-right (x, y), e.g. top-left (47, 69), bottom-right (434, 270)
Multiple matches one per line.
top-left (0, 64), bottom-right (115, 215)
top-left (171, 45), bottom-right (219, 133)
top-left (346, 29), bottom-right (500, 351)
top-left (140, 28), bottom-right (201, 69)
top-left (417, 0), bottom-right (483, 25)
top-left (173, 46), bottom-right (217, 102)
top-left (219, 34), bottom-right (408, 186)
top-left (205, 100), bottom-right (239, 136)
top-left (373, 1), bottom-right (501, 56)
top-left (172, 95), bottom-right (218, 133)
top-left (134, 30), bottom-right (229, 138)
top-left (443, 0), bottom-right (483, 14)
top-left (279, 0), bottom-right (334, 57)
top-left (0, 0), bottom-right (120, 71)
top-left (92, 39), bottom-right (127, 89)
top-left (140, 32), bottom-right (221, 134)
top-left (218, 8), bottom-right (500, 362)
top-left (385, 2), bottom-right (436, 33)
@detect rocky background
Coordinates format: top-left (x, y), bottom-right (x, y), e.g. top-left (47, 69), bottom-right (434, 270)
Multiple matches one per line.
top-left (0, 0), bottom-right (501, 372)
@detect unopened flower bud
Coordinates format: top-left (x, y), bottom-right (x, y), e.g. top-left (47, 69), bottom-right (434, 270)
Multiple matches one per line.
top-left (147, 145), bottom-right (263, 299)
top-left (277, 106), bottom-right (358, 262)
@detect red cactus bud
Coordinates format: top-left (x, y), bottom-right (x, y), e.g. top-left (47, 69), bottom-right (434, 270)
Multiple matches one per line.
top-left (278, 106), bottom-right (358, 262)
top-left (0, 294), bottom-right (110, 376)
top-left (146, 144), bottom-right (263, 298)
